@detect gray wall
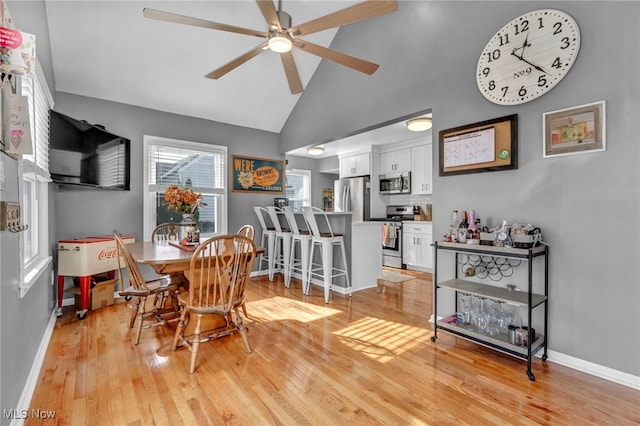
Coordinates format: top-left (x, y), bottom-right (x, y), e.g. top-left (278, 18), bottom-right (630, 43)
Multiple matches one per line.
top-left (281, 1), bottom-right (640, 376)
top-left (2, 2), bottom-right (55, 422)
top-left (52, 92), bottom-right (281, 241)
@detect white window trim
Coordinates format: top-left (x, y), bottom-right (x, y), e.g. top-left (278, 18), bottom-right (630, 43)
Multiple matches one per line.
top-left (142, 135), bottom-right (228, 240)
top-left (285, 168), bottom-right (311, 211)
top-left (19, 62), bottom-right (54, 297)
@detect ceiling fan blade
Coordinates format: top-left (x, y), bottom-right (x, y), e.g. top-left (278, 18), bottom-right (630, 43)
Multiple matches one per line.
top-left (294, 39), bottom-right (379, 75)
top-left (143, 8), bottom-right (268, 38)
top-left (290, 0), bottom-right (397, 37)
top-left (280, 51), bottom-right (303, 94)
top-left (205, 43), bottom-right (269, 79)
top-left (256, 0), bottom-right (281, 32)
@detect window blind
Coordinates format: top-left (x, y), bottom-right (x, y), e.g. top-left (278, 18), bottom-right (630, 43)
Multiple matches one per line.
top-left (147, 142), bottom-right (225, 191)
top-left (22, 65), bottom-right (53, 181)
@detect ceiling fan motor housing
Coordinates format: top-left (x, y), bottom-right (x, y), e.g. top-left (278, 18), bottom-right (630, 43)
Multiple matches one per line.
top-left (276, 10), bottom-right (292, 30)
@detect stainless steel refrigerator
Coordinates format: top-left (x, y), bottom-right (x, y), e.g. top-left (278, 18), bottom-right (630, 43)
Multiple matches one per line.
top-left (333, 176), bottom-right (371, 222)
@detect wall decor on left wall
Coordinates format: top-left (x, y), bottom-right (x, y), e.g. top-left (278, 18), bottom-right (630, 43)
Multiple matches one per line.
top-left (231, 154), bottom-right (285, 194)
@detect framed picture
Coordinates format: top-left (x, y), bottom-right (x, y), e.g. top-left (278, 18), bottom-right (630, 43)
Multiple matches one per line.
top-left (231, 155), bottom-right (285, 194)
top-left (439, 114), bottom-right (517, 176)
top-left (543, 100), bottom-right (606, 158)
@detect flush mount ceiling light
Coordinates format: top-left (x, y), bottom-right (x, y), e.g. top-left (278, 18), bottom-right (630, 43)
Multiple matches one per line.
top-left (307, 146), bottom-right (325, 156)
top-left (268, 32), bottom-right (293, 53)
top-left (406, 117), bottom-right (433, 131)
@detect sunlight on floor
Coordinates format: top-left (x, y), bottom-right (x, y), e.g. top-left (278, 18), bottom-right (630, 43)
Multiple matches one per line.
top-left (247, 296), bottom-right (341, 322)
top-left (333, 316), bottom-right (428, 363)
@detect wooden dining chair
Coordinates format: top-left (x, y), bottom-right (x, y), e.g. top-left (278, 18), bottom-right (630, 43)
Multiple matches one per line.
top-left (236, 224), bottom-right (255, 240)
top-left (235, 224), bottom-right (255, 318)
top-left (113, 230), bottom-right (184, 345)
top-left (172, 234), bottom-right (257, 373)
top-left (152, 223), bottom-right (193, 242)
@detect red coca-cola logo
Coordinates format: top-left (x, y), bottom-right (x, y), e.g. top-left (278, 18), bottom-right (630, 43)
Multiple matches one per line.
top-left (98, 248), bottom-right (117, 260)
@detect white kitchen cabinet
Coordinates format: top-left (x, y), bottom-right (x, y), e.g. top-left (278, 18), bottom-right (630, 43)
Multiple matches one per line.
top-left (402, 222), bottom-right (433, 270)
top-left (340, 152), bottom-right (370, 178)
top-left (380, 148), bottom-right (411, 174)
top-left (411, 143), bottom-right (432, 194)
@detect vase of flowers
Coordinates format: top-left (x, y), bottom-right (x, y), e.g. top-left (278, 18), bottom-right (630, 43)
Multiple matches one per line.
top-left (164, 185), bottom-right (204, 243)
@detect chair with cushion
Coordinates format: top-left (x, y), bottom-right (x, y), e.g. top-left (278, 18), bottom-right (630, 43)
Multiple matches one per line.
top-left (113, 230), bottom-right (183, 345)
top-left (282, 206), bottom-right (313, 293)
top-left (253, 206), bottom-right (276, 276)
top-left (265, 206), bottom-right (292, 284)
top-left (302, 206), bottom-right (351, 303)
top-left (172, 234), bottom-right (257, 373)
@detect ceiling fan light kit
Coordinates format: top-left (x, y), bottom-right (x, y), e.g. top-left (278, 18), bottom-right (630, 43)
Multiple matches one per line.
top-left (268, 33), bottom-right (293, 53)
top-left (407, 117), bottom-right (432, 131)
top-left (307, 146), bottom-right (325, 156)
top-left (143, 0), bottom-right (398, 94)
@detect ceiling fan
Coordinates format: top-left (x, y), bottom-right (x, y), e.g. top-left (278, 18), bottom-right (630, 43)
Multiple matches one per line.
top-left (143, 0), bottom-right (397, 94)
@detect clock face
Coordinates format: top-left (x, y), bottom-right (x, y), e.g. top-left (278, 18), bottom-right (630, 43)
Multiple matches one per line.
top-left (476, 9), bottom-right (581, 105)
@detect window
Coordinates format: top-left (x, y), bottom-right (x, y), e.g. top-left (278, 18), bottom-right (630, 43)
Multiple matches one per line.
top-left (143, 136), bottom-right (227, 240)
top-left (285, 169), bottom-right (311, 211)
top-left (19, 63), bottom-right (54, 297)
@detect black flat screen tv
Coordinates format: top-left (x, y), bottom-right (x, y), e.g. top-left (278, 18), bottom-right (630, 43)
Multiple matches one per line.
top-left (49, 110), bottom-right (130, 190)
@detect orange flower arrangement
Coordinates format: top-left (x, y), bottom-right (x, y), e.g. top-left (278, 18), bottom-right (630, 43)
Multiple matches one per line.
top-left (164, 185), bottom-right (203, 214)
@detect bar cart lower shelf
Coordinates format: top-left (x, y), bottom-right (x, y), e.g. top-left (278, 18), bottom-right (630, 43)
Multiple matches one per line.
top-left (431, 241), bottom-right (549, 381)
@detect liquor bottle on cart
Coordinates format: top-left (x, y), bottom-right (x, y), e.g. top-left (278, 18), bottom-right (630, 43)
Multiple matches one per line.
top-left (466, 210), bottom-right (480, 244)
top-left (458, 210), bottom-right (468, 243)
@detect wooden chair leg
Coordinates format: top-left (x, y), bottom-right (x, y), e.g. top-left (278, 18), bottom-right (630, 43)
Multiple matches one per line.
top-left (189, 314), bottom-right (203, 374)
top-left (172, 308), bottom-right (188, 351)
top-left (241, 302), bottom-right (249, 319)
top-left (235, 310), bottom-right (252, 353)
top-left (133, 296), bottom-right (147, 345)
top-left (128, 297), bottom-right (139, 329)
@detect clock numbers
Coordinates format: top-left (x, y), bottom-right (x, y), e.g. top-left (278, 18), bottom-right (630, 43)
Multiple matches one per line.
top-left (560, 37), bottom-right (570, 49)
top-left (553, 21), bottom-right (563, 35)
top-left (498, 34), bottom-right (510, 46)
top-left (537, 17), bottom-right (544, 29)
top-left (514, 20), bottom-right (529, 35)
top-left (552, 57), bottom-right (562, 69)
top-left (486, 49), bottom-right (500, 62)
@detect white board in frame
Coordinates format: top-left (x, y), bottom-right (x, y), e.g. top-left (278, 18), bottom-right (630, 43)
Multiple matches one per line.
top-left (543, 100), bottom-right (606, 158)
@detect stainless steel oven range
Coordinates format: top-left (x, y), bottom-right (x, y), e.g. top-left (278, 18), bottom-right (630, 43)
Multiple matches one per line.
top-left (370, 205), bottom-right (415, 269)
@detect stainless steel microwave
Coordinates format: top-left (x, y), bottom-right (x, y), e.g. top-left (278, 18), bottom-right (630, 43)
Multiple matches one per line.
top-left (379, 172), bottom-right (411, 194)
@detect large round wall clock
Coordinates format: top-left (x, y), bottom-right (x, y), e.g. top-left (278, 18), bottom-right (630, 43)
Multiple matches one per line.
top-left (476, 9), bottom-right (581, 105)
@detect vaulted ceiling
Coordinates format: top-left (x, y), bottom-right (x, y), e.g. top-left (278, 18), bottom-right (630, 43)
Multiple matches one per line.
top-left (44, 1), bottom-right (378, 133)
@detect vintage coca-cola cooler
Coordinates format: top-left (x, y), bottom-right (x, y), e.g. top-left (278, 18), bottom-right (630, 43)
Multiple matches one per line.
top-left (57, 235), bottom-right (134, 319)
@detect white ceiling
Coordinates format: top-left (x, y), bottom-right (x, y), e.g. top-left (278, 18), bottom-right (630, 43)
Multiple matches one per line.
top-left (44, 0), bottom-right (364, 133)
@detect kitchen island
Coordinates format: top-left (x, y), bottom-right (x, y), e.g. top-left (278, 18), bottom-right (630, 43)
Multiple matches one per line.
top-left (274, 211), bottom-right (382, 296)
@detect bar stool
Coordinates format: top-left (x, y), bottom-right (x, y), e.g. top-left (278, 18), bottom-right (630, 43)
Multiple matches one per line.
top-left (302, 206), bottom-right (351, 303)
top-left (282, 206), bottom-right (313, 293)
top-left (265, 206), bottom-right (292, 284)
top-left (253, 207), bottom-right (275, 277)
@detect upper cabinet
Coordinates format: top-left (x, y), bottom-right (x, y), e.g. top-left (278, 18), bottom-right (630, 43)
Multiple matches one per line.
top-left (340, 152), bottom-right (371, 178)
top-left (411, 143), bottom-right (432, 194)
top-left (380, 148), bottom-right (411, 174)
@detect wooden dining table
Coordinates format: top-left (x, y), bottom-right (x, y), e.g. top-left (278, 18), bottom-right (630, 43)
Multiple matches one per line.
top-left (126, 240), bottom-right (265, 276)
top-left (125, 240), bottom-right (265, 336)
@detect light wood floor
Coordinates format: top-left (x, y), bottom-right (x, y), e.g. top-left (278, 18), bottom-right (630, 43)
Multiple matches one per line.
top-left (28, 270), bottom-right (639, 425)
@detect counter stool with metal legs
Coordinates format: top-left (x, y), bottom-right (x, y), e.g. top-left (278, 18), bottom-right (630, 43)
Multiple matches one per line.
top-left (266, 206), bottom-right (292, 284)
top-left (282, 206), bottom-right (313, 293)
top-left (302, 206), bottom-right (351, 303)
top-left (253, 206), bottom-right (276, 277)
